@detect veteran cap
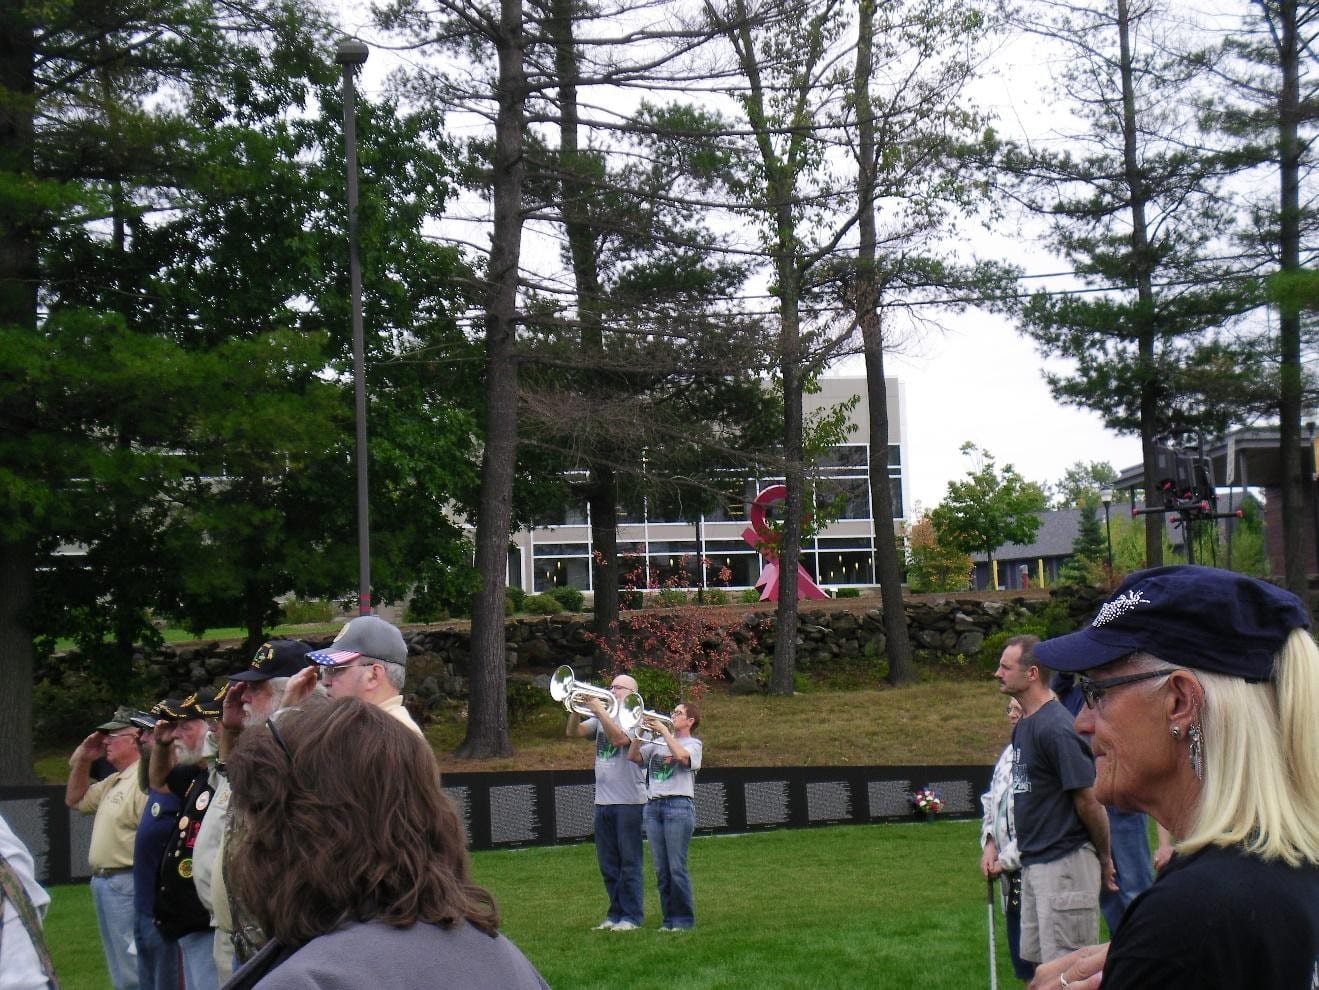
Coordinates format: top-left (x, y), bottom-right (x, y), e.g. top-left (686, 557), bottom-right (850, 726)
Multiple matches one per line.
top-left (229, 639), bottom-right (314, 682)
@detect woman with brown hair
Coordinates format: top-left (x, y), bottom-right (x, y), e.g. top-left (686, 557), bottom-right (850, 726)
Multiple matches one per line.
top-left (221, 697), bottom-right (547, 990)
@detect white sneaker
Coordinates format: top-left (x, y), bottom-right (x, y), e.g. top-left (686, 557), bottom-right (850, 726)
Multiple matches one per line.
top-left (593, 921), bottom-right (617, 931)
top-left (611, 921), bottom-right (640, 931)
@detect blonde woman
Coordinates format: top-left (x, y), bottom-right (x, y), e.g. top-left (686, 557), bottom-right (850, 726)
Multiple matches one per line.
top-left (1029, 566), bottom-right (1319, 990)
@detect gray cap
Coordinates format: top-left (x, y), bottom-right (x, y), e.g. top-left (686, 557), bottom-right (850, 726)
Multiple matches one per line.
top-left (308, 615), bottom-right (408, 667)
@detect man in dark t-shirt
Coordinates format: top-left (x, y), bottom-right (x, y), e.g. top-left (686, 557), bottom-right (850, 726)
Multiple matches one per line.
top-left (995, 634), bottom-right (1114, 967)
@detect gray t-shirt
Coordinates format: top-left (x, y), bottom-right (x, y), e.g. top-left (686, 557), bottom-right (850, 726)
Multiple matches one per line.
top-left (250, 920), bottom-right (548, 990)
top-left (582, 717), bottom-right (646, 806)
top-left (1011, 698), bottom-right (1095, 865)
top-left (640, 736), bottom-right (702, 799)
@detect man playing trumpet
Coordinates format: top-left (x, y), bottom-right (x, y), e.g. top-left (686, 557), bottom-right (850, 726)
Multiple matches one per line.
top-left (566, 671), bottom-right (647, 932)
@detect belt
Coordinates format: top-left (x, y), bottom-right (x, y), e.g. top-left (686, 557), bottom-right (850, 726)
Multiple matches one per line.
top-left (650, 794), bottom-right (692, 801)
top-left (91, 867), bottom-right (132, 878)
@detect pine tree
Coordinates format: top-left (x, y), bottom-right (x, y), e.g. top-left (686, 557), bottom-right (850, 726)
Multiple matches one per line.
top-left (1060, 502), bottom-right (1106, 586)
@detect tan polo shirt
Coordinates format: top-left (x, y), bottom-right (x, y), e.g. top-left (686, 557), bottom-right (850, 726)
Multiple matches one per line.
top-left (78, 767), bottom-right (147, 870)
top-left (377, 694), bottom-right (423, 736)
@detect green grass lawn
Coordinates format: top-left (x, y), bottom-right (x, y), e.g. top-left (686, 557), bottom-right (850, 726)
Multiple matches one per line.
top-left (47, 821), bottom-right (1021, 990)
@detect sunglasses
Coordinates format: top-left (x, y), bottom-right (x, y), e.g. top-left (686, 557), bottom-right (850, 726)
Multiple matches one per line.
top-left (1078, 669), bottom-right (1178, 708)
top-left (317, 661), bottom-right (377, 682)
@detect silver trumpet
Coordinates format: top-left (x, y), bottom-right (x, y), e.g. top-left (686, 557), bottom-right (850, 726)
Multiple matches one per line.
top-left (549, 665), bottom-right (643, 732)
top-left (634, 710), bottom-right (675, 743)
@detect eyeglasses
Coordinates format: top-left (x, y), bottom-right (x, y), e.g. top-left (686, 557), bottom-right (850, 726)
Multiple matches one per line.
top-left (317, 661), bottom-right (377, 682)
top-left (266, 715), bottom-right (294, 764)
top-left (105, 732), bottom-right (138, 744)
top-left (1078, 669), bottom-right (1178, 708)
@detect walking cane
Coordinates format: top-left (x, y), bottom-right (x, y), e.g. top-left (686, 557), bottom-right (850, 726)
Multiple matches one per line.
top-left (987, 876), bottom-right (999, 990)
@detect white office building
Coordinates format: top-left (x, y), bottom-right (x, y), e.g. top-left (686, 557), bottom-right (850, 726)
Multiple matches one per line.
top-left (508, 375), bottom-right (909, 594)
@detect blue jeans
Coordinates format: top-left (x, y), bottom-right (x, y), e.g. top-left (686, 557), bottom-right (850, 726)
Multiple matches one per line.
top-left (91, 873), bottom-right (140, 989)
top-left (644, 797), bottom-right (695, 929)
top-left (134, 911), bottom-right (180, 990)
top-left (179, 929), bottom-right (219, 990)
top-left (595, 804), bottom-right (645, 925)
top-left (1103, 809), bottom-right (1154, 933)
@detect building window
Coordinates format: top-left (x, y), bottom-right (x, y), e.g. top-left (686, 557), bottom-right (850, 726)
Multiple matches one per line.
top-left (533, 542), bottom-right (591, 592)
top-left (815, 477), bottom-right (872, 520)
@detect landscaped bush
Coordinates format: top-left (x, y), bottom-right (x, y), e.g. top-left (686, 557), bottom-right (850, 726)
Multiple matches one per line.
top-left (506, 586), bottom-right (527, 612)
top-left (656, 587), bottom-right (689, 607)
top-left (404, 600), bottom-right (450, 623)
top-left (629, 665), bottom-right (681, 712)
top-left (834, 587), bottom-right (861, 599)
top-left (739, 588), bottom-right (762, 604)
top-left (507, 679), bottom-right (548, 724)
top-left (32, 675), bottom-right (125, 747)
top-left (545, 586), bottom-right (585, 612)
top-left (703, 588), bottom-right (729, 606)
top-left (280, 597), bottom-right (335, 625)
top-left (523, 593), bottom-right (564, 615)
top-left (976, 597), bottom-right (1075, 668)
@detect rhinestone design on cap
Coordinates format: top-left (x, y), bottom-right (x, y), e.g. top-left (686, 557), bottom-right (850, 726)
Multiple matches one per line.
top-left (1092, 589), bottom-right (1150, 627)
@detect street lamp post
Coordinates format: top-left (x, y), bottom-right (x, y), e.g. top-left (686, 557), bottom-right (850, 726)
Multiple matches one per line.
top-left (337, 39), bottom-right (371, 615)
top-left (1100, 486), bottom-right (1115, 579)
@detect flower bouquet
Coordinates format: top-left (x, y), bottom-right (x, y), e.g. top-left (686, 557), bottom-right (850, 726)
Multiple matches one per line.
top-left (911, 786), bottom-right (945, 819)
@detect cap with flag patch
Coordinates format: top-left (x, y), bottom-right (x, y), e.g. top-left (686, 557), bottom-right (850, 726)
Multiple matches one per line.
top-left (308, 615), bottom-right (408, 668)
top-left (229, 639), bottom-right (314, 682)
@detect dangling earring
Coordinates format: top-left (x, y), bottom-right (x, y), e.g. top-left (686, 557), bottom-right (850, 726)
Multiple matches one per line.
top-left (1188, 716), bottom-right (1204, 782)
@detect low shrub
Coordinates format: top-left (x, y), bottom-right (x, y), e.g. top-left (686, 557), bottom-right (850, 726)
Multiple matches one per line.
top-left (33, 676), bottom-right (124, 747)
top-left (280, 597), bottom-right (335, 625)
top-left (834, 587), bottom-right (862, 599)
top-left (702, 588), bottom-right (729, 606)
top-left (656, 588), bottom-right (689, 607)
top-left (523, 593), bottom-right (564, 616)
top-left (739, 588), bottom-right (762, 604)
top-left (507, 680), bottom-right (548, 725)
top-left (506, 586), bottom-right (527, 612)
top-left (546, 586), bottom-right (585, 612)
top-left (404, 600), bottom-right (450, 624)
top-left (629, 665), bottom-right (681, 712)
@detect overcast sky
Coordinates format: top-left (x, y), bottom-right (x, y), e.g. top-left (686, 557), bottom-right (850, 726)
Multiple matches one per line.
top-left (338, 1), bottom-right (1243, 517)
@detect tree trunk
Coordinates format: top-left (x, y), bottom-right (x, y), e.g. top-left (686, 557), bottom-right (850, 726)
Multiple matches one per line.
top-left (1116, 0), bottom-right (1163, 569)
top-left (458, 0), bottom-right (525, 759)
top-left (0, 12), bottom-right (38, 784)
top-left (588, 471), bottom-right (620, 669)
top-left (1276, 0), bottom-right (1308, 606)
top-left (772, 301), bottom-right (803, 696)
top-left (0, 540), bottom-right (37, 784)
top-left (854, 0), bottom-right (915, 687)
top-left (550, 0), bottom-right (619, 665)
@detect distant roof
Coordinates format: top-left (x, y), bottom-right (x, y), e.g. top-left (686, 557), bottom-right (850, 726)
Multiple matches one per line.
top-left (1114, 426), bottom-right (1318, 491)
top-left (970, 508), bottom-right (1084, 562)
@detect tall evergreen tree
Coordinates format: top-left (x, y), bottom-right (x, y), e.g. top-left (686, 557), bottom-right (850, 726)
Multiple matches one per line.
top-left (1004, 0), bottom-right (1263, 569)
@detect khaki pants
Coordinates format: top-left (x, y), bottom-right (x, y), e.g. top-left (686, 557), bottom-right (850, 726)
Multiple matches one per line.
top-left (1020, 843), bottom-right (1101, 964)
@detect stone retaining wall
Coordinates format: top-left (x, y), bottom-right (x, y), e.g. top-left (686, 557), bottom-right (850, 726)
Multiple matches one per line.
top-left (41, 587), bottom-right (1107, 702)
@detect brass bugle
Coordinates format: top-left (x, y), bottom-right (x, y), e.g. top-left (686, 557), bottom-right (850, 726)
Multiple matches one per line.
top-left (549, 665), bottom-right (643, 732)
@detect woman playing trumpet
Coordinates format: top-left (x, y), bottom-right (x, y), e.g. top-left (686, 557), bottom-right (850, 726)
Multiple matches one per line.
top-left (628, 703), bottom-right (703, 932)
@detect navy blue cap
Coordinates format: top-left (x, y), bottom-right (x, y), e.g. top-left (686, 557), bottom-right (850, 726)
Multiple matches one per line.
top-left (229, 639), bottom-right (314, 681)
top-left (1034, 565), bottom-right (1310, 682)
